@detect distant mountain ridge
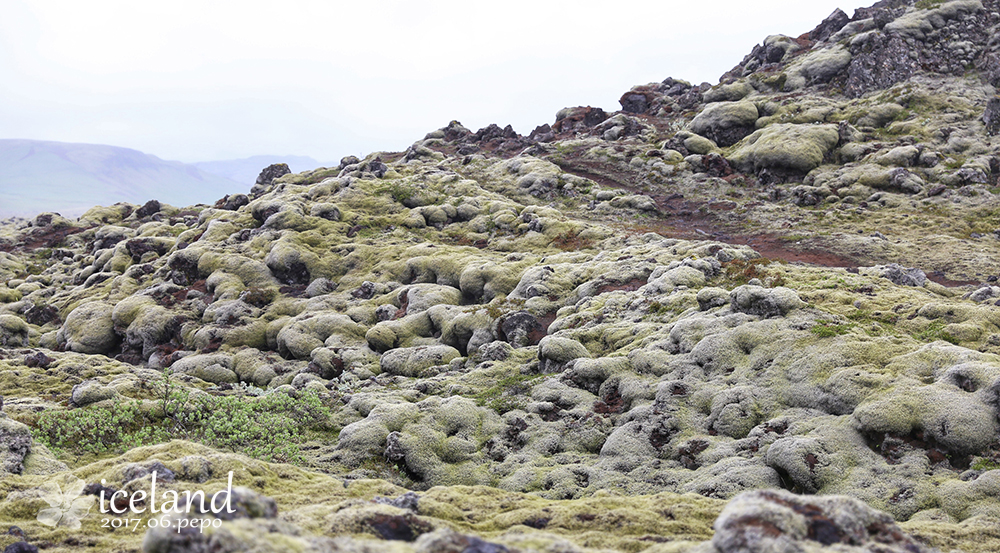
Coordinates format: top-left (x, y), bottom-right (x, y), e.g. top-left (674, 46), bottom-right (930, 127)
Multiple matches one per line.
top-left (0, 140), bottom-right (324, 219)
top-left (192, 155), bottom-right (332, 186)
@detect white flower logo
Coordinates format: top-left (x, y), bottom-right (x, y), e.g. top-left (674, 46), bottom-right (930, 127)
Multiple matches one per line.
top-left (36, 475), bottom-right (94, 529)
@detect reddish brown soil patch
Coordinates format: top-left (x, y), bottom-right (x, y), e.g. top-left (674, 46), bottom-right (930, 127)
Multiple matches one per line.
top-left (0, 224), bottom-right (91, 253)
top-left (594, 277), bottom-right (647, 296)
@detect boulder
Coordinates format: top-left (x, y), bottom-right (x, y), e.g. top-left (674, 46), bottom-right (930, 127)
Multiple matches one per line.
top-left (727, 124), bottom-right (839, 174)
top-left (0, 417), bottom-right (32, 475)
top-left (380, 345), bottom-right (461, 377)
top-left (60, 302), bottom-right (119, 354)
top-left (730, 285), bottom-right (805, 318)
top-left (0, 314), bottom-right (29, 347)
top-left (689, 101), bottom-right (759, 146)
top-left (712, 489), bottom-right (935, 553)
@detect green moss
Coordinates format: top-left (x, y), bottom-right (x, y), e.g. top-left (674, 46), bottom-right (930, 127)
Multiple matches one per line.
top-left (475, 372), bottom-right (544, 414)
top-left (915, 0), bottom-right (945, 9)
top-left (810, 321), bottom-right (856, 337)
top-left (971, 458), bottom-right (1000, 471)
top-left (914, 321), bottom-right (961, 345)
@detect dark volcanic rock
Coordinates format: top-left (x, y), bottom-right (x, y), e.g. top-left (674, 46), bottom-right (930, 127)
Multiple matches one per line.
top-left (552, 106), bottom-right (608, 133)
top-left (135, 200), bottom-right (161, 219)
top-left (844, 34), bottom-right (917, 98)
top-left (256, 163), bottom-right (291, 185)
top-left (985, 97), bottom-right (1000, 136)
top-left (712, 489), bottom-right (936, 553)
top-left (808, 8), bottom-right (850, 42)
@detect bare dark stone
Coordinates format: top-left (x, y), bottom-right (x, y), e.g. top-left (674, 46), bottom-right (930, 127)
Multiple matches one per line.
top-left (706, 125), bottom-right (757, 148)
top-left (471, 123), bottom-right (519, 143)
top-left (384, 431), bottom-right (406, 463)
top-left (497, 311), bottom-right (545, 348)
top-left (351, 281), bottom-right (376, 300)
top-left (620, 93), bottom-right (650, 114)
top-left (363, 156), bottom-right (388, 178)
top-left (216, 194), bottom-right (250, 211)
top-left (521, 517), bottom-right (550, 529)
top-left (32, 213), bottom-right (53, 227)
top-left (270, 260), bottom-right (310, 286)
top-left (552, 107), bottom-right (608, 133)
top-left (844, 34), bottom-right (918, 98)
top-left (23, 352), bottom-right (53, 369)
top-left (984, 97), bottom-right (1000, 136)
top-left (978, 53), bottom-right (1000, 88)
top-left (256, 163), bottom-right (290, 185)
top-left (528, 123), bottom-right (555, 143)
top-left (135, 200), bottom-right (161, 219)
top-left (4, 542), bottom-right (38, 553)
top-left (703, 153), bottom-right (734, 177)
top-left (24, 305), bottom-right (60, 326)
top-left (125, 238), bottom-right (169, 263)
top-left (441, 120), bottom-right (470, 142)
top-left (809, 8), bottom-right (850, 42)
top-left (676, 88), bottom-right (703, 110)
top-left (373, 491), bottom-right (419, 512)
top-left (365, 513), bottom-right (433, 542)
top-left (872, 9), bottom-right (894, 30)
top-left (0, 423), bottom-right (31, 474)
top-left (764, 43), bottom-right (786, 64)
top-left (122, 461), bottom-right (176, 484)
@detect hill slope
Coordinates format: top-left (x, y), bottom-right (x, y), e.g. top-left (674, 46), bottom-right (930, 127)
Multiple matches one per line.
top-left (192, 155), bottom-right (332, 186)
top-left (0, 140), bottom-right (247, 218)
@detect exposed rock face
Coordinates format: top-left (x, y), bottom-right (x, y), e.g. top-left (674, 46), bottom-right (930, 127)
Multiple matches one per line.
top-left (986, 97), bottom-right (1000, 136)
top-left (0, 417), bottom-right (32, 475)
top-left (808, 8), bottom-right (851, 42)
top-left (1, 1), bottom-right (1000, 552)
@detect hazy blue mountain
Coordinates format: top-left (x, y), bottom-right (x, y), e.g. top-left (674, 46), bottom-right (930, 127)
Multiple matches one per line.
top-left (0, 139), bottom-right (246, 218)
top-left (193, 155), bottom-right (330, 185)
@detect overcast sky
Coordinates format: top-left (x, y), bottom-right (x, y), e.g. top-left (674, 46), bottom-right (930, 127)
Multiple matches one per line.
top-left (1, 1), bottom-right (868, 164)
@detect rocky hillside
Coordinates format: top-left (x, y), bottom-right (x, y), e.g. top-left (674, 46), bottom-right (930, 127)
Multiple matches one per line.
top-left (2, 1), bottom-right (1000, 552)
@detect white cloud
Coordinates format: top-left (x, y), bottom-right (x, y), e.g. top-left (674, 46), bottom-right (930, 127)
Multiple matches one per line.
top-left (1, 0), bottom-right (868, 162)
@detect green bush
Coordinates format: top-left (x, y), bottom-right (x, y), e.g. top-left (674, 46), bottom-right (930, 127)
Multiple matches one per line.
top-left (34, 400), bottom-right (172, 457)
top-left (33, 379), bottom-right (333, 464)
top-left (178, 391), bottom-right (332, 463)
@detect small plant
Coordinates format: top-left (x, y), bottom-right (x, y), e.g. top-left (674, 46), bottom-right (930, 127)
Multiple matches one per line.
top-left (971, 458), bottom-right (1000, 471)
top-left (810, 321), bottom-right (855, 337)
top-left (914, 321), bottom-right (960, 345)
top-left (158, 369), bottom-right (190, 431)
top-left (381, 182), bottom-right (415, 204)
top-left (476, 373), bottom-right (543, 414)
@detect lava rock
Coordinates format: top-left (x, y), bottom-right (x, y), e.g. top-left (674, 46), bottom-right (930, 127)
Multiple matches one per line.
top-left (712, 489), bottom-right (935, 553)
top-left (256, 163), bottom-right (290, 186)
